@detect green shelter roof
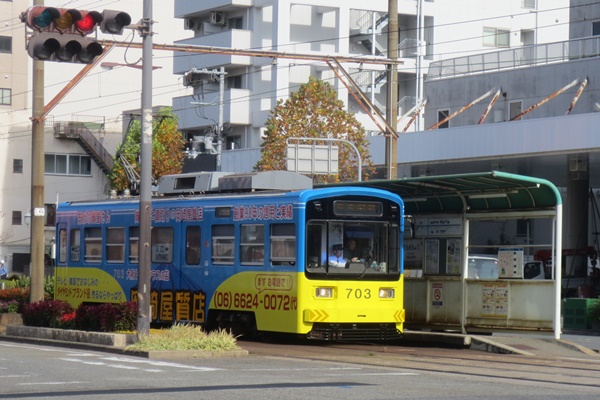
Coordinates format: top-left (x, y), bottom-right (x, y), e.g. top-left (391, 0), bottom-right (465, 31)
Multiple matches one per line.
top-left (321, 171), bottom-right (561, 214)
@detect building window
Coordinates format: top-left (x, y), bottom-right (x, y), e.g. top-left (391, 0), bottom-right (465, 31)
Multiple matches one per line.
top-left (12, 211), bottom-right (22, 225)
top-left (13, 159), bottom-right (23, 174)
top-left (508, 100), bottom-right (523, 120)
top-left (45, 204), bottom-right (56, 226)
top-left (483, 27), bottom-right (510, 47)
top-left (0, 36), bottom-right (12, 53)
top-left (521, 0), bottom-right (536, 9)
top-left (45, 154), bottom-right (92, 175)
top-left (1, 88), bottom-right (11, 105)
top-left (437, 110), bottom-right (449, 129)
top-left (593, 21), bottom-right (600, 36)
top-left (227, 75), bottom-right (243, 89)
top-left (228, 17), bottom-right (243, 29)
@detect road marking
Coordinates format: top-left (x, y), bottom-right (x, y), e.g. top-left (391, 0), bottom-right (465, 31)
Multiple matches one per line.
top-left (19, 381), bottom-right (84, 386)
top-left (337, 372), bottom-right (420, 376)
top-left (59, 356), bottom-right (220, 372)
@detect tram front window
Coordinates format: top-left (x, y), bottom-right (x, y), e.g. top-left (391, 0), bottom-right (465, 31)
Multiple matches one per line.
top-left (306, 221), bottom-right (398, 277)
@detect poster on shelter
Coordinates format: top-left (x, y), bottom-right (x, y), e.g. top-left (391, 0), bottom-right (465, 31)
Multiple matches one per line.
top-left (446, 238), bottom-right (462, 275)
top-left (404, 239), bottom-right (424, 269)
top-left (481, 282), bottom-right (508, 317)
top-left (424, 239), bottom-right (440, 275)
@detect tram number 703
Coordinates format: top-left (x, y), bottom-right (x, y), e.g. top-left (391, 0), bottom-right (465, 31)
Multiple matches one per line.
top-left (346, 288), bottom-right (372, 299)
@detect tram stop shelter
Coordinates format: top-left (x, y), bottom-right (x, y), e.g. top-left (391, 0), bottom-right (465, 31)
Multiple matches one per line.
top-left (324, 171), bottom-right (564, 339)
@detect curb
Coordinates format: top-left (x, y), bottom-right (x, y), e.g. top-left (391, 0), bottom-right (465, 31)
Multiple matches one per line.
top-left (468, 335), bottom-right (534, 356)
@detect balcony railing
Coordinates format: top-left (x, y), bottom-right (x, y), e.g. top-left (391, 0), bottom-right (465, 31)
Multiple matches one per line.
top-left (428, 36), bottom-right (600, 80)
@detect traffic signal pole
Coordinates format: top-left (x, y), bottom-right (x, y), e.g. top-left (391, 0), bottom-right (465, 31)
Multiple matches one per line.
top-left (30, 0), bottom-right (45, 303)
top-left (137, 0), bottom-right (153, 337)
top-left (22, 4), bottom-right (131, 304)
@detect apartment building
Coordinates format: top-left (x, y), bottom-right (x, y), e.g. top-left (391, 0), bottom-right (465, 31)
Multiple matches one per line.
top-left (172, 0), bottom-right (568, 169)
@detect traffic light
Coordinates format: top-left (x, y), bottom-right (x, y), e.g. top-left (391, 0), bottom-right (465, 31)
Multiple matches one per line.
top-left (27, 33), bottom-right (103, 63)
top-left (22, 6), bottom-right (131, 64)
top-left (100, 10), bottom-right (132, 35)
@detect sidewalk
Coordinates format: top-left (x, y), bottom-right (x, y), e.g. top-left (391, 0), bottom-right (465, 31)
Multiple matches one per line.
top-left (403, 330), bottom-right (600, 358)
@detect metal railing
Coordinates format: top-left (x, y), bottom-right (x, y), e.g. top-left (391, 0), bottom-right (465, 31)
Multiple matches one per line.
top-left (427, 36), bottom-right (600, 80)
top-left (53, 121), bottom-right (114, 174)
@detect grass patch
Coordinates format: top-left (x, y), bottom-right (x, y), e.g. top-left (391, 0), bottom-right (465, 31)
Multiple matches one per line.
top-left (127, 323), bottom-right (240, 352)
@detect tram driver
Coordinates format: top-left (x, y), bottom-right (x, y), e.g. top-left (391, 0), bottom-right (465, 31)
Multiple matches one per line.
top-left (328, 244), bottom-right (347, 268)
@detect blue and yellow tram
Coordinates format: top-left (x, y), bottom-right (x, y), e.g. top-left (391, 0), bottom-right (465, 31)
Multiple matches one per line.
top-left (55, 172), bottom-right (405, 340)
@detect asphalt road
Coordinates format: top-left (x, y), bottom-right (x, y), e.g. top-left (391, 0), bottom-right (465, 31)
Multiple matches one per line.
top-left (1, 339), bottom-right (600, 399)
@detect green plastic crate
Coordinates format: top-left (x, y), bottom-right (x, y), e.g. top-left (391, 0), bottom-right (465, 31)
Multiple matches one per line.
top-left (562, 298), bottom-right (591, 330)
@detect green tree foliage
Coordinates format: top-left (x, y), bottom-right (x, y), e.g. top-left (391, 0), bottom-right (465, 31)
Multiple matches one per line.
top-left (109, 107), bottom-right (186, 191)
top-left (254, 76), bottom-right (375, 183)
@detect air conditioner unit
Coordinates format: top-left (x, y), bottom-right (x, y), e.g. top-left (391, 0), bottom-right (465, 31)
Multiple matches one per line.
top-left (210, 11), bottom-right (226, 26)
top-left (184, 18), bottom-right (201, 31)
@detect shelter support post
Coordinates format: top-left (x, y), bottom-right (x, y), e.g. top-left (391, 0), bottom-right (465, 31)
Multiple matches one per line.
top-left (554, 204), bottom-right (563, 340)
top-left (461, 211), bottom-right (470, 334)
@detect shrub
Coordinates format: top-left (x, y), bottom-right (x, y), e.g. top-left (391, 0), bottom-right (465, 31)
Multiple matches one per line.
top-left (114, 301), bottom-right (137, 332)
top-left (0, 287), bottom-right (30, 313)
top-left (0, 300), bottom-right (19, 313)
top-left (75, 302), bottom-right (137, 332)
top-left (44, 276), bottom-right (55, 298)
top-left (587, 298), bottom-right (600, 325)
top-left (127, 324), bottom-right (239, 352)
top-left (22, 299), bottom-right (75, 328)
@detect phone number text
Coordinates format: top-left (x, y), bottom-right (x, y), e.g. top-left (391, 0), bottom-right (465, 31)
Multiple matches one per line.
top-left (213, 291), bottom-right (297, 311)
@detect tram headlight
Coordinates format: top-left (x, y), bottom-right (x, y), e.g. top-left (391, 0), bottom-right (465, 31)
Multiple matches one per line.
top-left (379, 288), bottom-right (395, 298)
top-left (315, 287), bottom-right (333, 298)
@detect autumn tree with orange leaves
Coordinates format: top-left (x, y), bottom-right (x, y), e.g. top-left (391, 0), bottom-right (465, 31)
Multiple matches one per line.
top-left (109, 107), bottom-right (185, 192)
top-left (254, 77), bottom-right (374, 183)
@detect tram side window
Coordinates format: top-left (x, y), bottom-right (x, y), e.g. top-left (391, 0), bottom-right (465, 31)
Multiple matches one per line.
top-left (186, 226), bottom-right (201, 265)
top-left (241, 224), bottom-right (264, 265)
top-left (129, 227), bottom-right (139, 264)
top-left (84, 227), bottom-right (102, 263)
top-left (106, 227), bottom-right (125, 263)
top-left (212, 225), bottom-right (234, 265)
top-left (69, 229), bottom-right (80, 262)
top-left (151, 227), bottom-right (173, 263)
top-left (306, 223), bottom-right (326, 269)
top-left (271, 223), bottom-right (296, 266)
top-left (58, 229), bottom-right (67, 263)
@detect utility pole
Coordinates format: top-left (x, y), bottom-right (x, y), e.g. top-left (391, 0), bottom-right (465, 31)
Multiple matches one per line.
top-left (416, 0), bottom-right (425, 131)
top-left (217, 66), bottom-right (224, 171)
top-left (30, 0), bottom-right (45, 303)
top-left (385, 0), bottom-right (399, 180)
top-left (137, 0), bottom-right (153, 338)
